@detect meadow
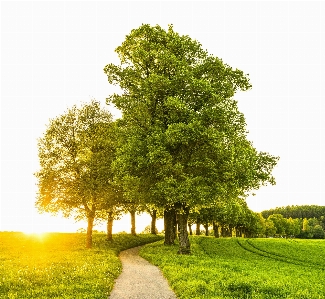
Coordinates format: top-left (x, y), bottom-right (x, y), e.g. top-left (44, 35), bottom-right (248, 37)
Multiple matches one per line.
top-left (140, 237), bottom-right (325, 299)
top-left (0, 232), bottom-right (162, 298)
top-left (2, 232), bottom-right (325, 299)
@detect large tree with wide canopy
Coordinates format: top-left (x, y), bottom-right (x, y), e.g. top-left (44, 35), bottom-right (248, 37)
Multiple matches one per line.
top-left (104, 24), bottom-right (278, 253)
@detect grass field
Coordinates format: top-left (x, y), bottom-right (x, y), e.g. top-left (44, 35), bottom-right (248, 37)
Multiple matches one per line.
top-left (140, 237), bottom-right (325, 299)
top-left (0, 232), bottom-right (162, 299)
top-left (2, 233), bottom-right (324, 299)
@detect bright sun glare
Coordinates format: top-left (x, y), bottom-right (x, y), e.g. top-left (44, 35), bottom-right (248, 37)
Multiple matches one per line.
top-left (17, 212), bottom-right (158, 235)
top-left (22, 225), bottom-right (48, 235)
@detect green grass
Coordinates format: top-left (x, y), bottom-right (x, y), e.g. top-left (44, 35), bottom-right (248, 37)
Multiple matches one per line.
top-left (140, 236), bottom-right (325, 299)
top-left (0, 232), bottom-right (162, 298)
top-left (242, 238), bottom-right (325, 269)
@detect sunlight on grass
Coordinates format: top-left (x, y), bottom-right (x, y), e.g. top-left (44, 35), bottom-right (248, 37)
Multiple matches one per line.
top-left (22, 230), bottom-right (47, 239)
top-left (0, 232), bottom-right (162, 298)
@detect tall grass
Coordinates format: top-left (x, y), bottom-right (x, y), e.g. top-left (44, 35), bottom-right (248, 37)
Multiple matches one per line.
top-left (140, 236), bottom-right (325, 299)
top-left (0, 232), bottom-right (162, 298)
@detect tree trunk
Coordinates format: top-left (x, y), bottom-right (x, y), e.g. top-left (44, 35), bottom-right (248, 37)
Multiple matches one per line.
top-left (164, 208), bottom-right (176, 245)
top-left (204, 223), bottom-right (209, 236)
top-left (86, 216), bottom-right (94, 249)
top-left (221, 225), bottom-right (227, 237)
top-left (213, 221), bottom-right (219, 238)
top-left (173, 211), bottom-right (177, 239)
top-left (188, 223), bottom-right (193, 235)
top-left (228, 225), bottom-right (233, 237)
top-left (130, 210), bottom-right (136, 235)
top-left (150, 209), bottom-right (157, 234)
top-left (106, 211), bottom-right (113, 241)
top-left (196, 219), bottom-right (201, 235)
top-left (177, 205), bottom-right (191, 254)
top-left (237, 227), bottom-right (243, 237)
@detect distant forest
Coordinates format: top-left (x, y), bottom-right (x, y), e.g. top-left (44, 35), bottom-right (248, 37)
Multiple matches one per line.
top-left (261, 205), bottom-right (325, 220)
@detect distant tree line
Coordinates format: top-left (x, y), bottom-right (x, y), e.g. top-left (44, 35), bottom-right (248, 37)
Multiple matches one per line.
top-left (257, 205), bottom-right (325, 239)
top-left (261, 205), bottom-right (325, 220)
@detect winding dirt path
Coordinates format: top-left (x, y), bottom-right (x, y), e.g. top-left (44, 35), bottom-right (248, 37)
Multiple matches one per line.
top-left (108, 246), bottom-right (178, 299)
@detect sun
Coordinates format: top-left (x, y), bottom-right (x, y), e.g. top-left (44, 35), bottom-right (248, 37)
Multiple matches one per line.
top-left (22, 226), bottom-right (47, 235)
top-left (18, 210), bottom-right (82, 234)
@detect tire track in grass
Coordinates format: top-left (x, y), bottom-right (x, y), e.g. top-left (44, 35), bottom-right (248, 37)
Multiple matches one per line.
top-left (236, 239), bottom-right (325, 270)
top-left (195, 237), bottom-right (216, 258)
top-left (247, 240), bottom-right (323, 268)
top-left (248, 239), bottom-right (325, 269)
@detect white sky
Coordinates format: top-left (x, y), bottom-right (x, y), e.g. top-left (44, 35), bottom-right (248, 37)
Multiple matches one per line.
top-left (1, 1), bottom-right (325, 233)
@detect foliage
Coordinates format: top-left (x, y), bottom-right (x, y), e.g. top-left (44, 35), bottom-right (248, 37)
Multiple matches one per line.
top-left (142, 225), bottom-right (159, 234)
top-left (313, 225), bottom-right (325, 239)
top-left (267, 214), bottom-right (287, 235)
top-left (189, 205), bottom-right (323, 239)
top-left (264, 218), bottom-right (277, 237)
top-left (190, 201), bottom-right (269, 238)
top-left (104, 24), bottom-right (278, 252)
top-left (244, 209), bottom-right (325, 239)
top-left (261, 205), bottom-right (325, 220)
top-left (0, 232), bottom-right (162, 298)
top-left (140, 236), bottom-right (325, 299)
top-left (35, 100), bottom-right (119, 247)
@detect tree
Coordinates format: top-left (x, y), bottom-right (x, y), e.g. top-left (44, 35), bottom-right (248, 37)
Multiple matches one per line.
top-left (241, 211), bottom-right (265, 238)
top-left (313, 225), bottom-right (325, 239)
top-left (35, 100), bottom-right (117, 248)
top-left (145, 205), bottom-right (163, 235)
top-left (261, 205), bottom-right (325, 220)
top-left (96, 205), bottom-right (123, 241)
top-left (268, 214), bottom-right (287, 236)
top-left (300, 218), bottom-right (313, 238)
top-left (104, 24), bottom-right (278, 254)
top-left (286, 217), bottom-right (301, 237)
top-left (254, 213), bottom-right (266, 237)
top-left (264, 219), bottom-right (276, 237)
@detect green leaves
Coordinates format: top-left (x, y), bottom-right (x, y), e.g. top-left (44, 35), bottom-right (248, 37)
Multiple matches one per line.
top-left (104, 24), bottom-right (278, 218)
top-left (35, 100), bottom-right (118, 221)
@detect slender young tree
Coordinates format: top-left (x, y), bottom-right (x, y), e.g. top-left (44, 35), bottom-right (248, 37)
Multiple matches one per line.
top-left (35, 100), bottom-right (117, 248)
top-left (104, 24), bottom-right (278, 253)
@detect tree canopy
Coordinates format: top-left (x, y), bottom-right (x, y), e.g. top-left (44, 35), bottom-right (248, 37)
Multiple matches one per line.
top-left (35, 100), bottom-right (118, 248)
top-left (104, 24), bottom-right (278, 253)
top-left (262, 205), bottom-right (325, 220)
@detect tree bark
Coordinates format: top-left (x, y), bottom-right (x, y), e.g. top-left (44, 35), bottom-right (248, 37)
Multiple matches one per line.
top-left (236, 227), bottom-right (243, 237)
top-left (86, 215), bottom-right (94, 248)
top-left (188, 223), bottom-right (193, 235)
top-left (164, 208), bottom-right (176, 245)
top-left (130, 210), bottom-right (136, 235)
top-left (204, 223), bottom-right (209, 236)
top-left (196, 219), bottom-right (201, 235)
top-left (106, 211), bottom-right (114, 241)
top-left (177, 205), bottom-right (191, 254)
top-left (228, 225), bottom-right (234, 237)
top-left (150, 209), bottom-right (157, 234)
top-left (221, 225), bottom-right (227, 237)
top-left (213, 221), bottom-right (219, 238)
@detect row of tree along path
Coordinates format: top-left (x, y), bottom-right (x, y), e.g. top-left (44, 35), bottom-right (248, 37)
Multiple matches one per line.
top-left (35, 24), bottom-right (278, 253)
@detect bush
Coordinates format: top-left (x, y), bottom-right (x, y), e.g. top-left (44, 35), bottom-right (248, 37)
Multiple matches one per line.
top-left (313, 225), bottom-right (325, 239)
top-left (142, 225), bottom-right (158, 234)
